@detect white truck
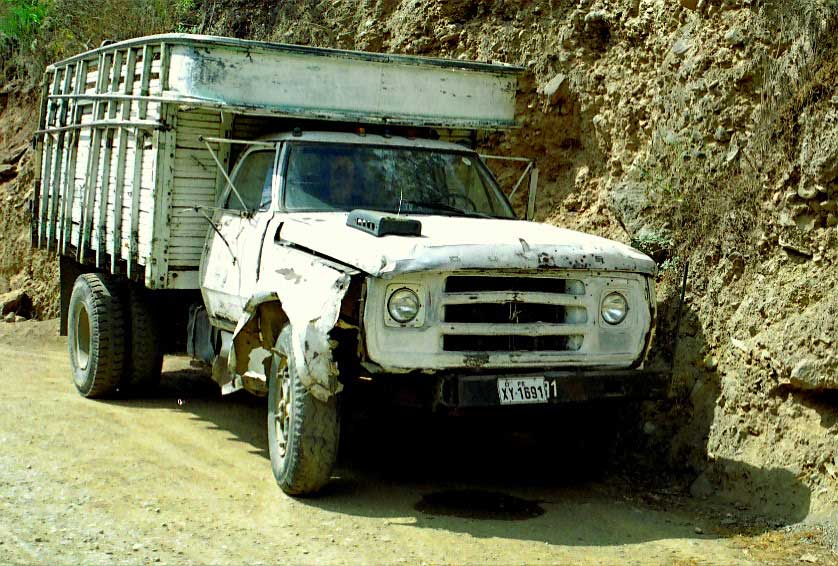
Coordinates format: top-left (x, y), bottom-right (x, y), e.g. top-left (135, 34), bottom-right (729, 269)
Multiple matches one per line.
top-left (32, 34), bottom-right (661, 495)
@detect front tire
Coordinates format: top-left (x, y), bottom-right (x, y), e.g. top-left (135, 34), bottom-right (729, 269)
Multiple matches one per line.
top-left (67, 273), bottom-right (126, 398)
top-left (268, 327), bottom-right (340, 495)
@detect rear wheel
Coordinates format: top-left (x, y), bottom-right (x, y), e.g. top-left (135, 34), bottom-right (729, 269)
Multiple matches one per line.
top-left (67, 273), bottom-right (126, 398)
top-left (268, 326), bottom-right (340, 495)
top-left (123, 285), bottom-right (163, 392)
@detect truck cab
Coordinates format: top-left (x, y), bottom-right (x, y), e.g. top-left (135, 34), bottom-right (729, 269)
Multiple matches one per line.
top-left (196, 129), bottom-right (659, 494)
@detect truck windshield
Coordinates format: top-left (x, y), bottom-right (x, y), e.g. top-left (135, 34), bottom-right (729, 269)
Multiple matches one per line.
top-left (283, 143), bottom-right (516, 219)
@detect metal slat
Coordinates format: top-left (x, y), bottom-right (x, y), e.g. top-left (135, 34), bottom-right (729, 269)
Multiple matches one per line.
top-left (441, 291), bottom-right (588, 307)
top-left (147, 103), bottom-right (177, 287)
top-left (127, 45), bottom-right (154, 279)
top-left (78, 52), bottom-right (112, 263)
top-left (59, 60), bottom-right (87, 255)
top-left (46, 66), bottom-right (75, 252)
top-left (37, 69), bottom-right (61, 248)
top-left (159, 41), bottom-right (170, 94)
top-left (95, 49), bottom-right (124, 267)
top-left (441, 323), bottom-right (587, 337)
top-left (176, 146), bottom-right (216, 167)
top-left (34, 119), bottom-right (161, 135)
top-left (169, 232), bottom-right (211, 241)
top-left (172, 176), bottom-right (217, 190)
top-left (111, 47), bottom-right (138, 272)
top-left (138, 46), bottom-right (154, 118)
top-left (176, 112), bottom-right (222, 126)
top-left (216, 112), bottom-right (233, 202)
top-left (31, 80), bottom-right (48, 248)
top-left (526, 167), bottom-right (539, 221)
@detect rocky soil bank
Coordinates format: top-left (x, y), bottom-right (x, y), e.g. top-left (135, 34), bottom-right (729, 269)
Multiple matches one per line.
top-left (0, 87), bottom-right (57, 319)
top-left (0, 0), bottom-right (836, 525)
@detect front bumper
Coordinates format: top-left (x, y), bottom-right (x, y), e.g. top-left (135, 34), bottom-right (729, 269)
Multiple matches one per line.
top-left (440, 369), bottom-right (670, 408)
top-left (348, 369), bottom-right (670, 411)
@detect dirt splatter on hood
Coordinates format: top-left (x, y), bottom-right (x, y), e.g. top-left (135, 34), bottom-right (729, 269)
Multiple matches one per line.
top-left (280, 212), bottom-right (656, 276)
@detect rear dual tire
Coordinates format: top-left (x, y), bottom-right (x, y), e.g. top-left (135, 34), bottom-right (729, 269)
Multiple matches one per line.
top-left (68, 274), bottom-right (126, 398)
top-left (125, 286), bottom-right (163, 391)
top-left (67, 273), bottom-right (162, 398)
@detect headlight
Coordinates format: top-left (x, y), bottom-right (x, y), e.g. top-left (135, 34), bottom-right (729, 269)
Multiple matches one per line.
top-left (387, 288), bottom-right (420, 323)
top-left (601, 292), bottom-right (628, 325)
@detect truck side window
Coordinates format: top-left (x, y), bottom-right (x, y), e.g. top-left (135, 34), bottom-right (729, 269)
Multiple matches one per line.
top-left (226, 150), bottom-right (275, 211)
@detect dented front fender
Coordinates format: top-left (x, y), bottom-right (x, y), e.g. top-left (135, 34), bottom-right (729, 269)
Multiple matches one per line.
top-left (230, 245), bottom-right (355, 401)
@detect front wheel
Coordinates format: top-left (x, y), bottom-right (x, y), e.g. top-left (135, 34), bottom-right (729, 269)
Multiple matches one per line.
top-left (267, 327), bottom-right (340, 495)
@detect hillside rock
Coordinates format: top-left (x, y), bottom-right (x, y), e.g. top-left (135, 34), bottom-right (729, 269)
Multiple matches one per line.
top-left (607, 179), bottom-right (652, 236)
top-left (800, 107), bottom-right (838, 186)
top-left (0, 289), bottom-right (32, 318)
top-left (0, 164), bottom-right (17, 182)
top-left (787, 357), bottom-right (838, 391)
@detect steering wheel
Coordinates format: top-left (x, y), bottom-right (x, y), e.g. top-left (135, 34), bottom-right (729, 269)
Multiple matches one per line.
top-left (445, 193), bottom-right (478, 212)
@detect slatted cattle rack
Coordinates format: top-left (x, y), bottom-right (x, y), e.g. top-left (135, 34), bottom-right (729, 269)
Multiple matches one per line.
top-left (32, 34), bottom-right (523, 290)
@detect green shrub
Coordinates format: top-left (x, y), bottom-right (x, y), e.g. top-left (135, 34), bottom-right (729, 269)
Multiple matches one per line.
top-left (1, 0), bottom-right (182, 84)
top-left (631, 229), bottom-right (674, 265)
top-left (0, 0), bottom-right (48, 40)
top-left (0, 0), bottom-right (50, 79)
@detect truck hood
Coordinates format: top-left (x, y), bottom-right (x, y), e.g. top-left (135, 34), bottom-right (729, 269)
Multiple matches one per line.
top-left (279, 212), bottom-right (656, 277)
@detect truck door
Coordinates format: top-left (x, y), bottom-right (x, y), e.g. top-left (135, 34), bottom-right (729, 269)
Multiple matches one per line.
top-left (201, 146), bottom-right (278, 327)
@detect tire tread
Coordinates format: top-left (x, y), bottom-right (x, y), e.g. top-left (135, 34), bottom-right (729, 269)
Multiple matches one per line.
top-left (269, 328), bottom-right (340, 496)
top-left (124, 286), bottom-right (163, 391)
top-left (70, 273), bottom-right (126, 398)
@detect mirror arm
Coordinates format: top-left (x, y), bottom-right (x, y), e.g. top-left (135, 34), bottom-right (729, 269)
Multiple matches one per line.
top-left (526, 167), bottom-right (539, 221)
top-left (509, 161), bottom-right (534, 198)
top-left (202, 139), bottom-right (248, 211)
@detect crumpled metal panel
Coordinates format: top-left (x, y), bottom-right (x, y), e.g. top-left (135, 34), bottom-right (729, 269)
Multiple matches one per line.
top-left (229, 247), bottom-right (352, 402)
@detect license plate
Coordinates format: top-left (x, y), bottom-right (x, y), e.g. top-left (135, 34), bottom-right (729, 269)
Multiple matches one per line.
top-left (497, 377), bottom-right (550, 405)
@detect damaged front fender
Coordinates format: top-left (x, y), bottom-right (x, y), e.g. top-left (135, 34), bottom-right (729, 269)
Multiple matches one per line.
top-left (229, 248), bottom-right (355, 402)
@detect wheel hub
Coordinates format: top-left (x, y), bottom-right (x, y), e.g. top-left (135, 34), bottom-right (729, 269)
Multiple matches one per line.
top-left (273, 358), bottom-right (291, 459)
top-left (74, 304), bottom-right (91, 371)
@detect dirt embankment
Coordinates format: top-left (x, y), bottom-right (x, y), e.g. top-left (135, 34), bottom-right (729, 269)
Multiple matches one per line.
top-left (0, 86), bottom-right (57, 319)
top-left (0, 0), bottom-right (836, 524)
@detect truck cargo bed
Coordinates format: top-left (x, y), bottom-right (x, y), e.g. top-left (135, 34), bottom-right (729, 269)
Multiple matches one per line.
top-left (31, 34), bottom-right (523, 289)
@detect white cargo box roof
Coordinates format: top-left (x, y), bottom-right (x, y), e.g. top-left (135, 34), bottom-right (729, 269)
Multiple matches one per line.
top-left (51, 33), bottom-right (524, 130)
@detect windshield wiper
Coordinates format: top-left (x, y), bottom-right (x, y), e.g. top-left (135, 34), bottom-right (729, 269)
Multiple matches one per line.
top-left (402, 200), bottom-right (493, 218)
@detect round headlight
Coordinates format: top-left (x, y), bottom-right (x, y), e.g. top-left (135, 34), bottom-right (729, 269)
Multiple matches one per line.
top-left (601, 292), bottom-right (628, 325)
top-left (388, 288), bottom-right (420, 323)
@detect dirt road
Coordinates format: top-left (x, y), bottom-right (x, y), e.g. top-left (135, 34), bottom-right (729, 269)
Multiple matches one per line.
top-left (0, 320), bottom-right (832, 565)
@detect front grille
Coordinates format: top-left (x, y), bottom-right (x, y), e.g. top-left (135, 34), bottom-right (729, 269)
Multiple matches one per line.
top-left (443, 334), bottom-right (582, 352)
top-left (445, 303), bottom-right (566, 324)
top-left (440, 275), bottom-right (588, 353)
top-left (445, 275), bottom-right (579, 294)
